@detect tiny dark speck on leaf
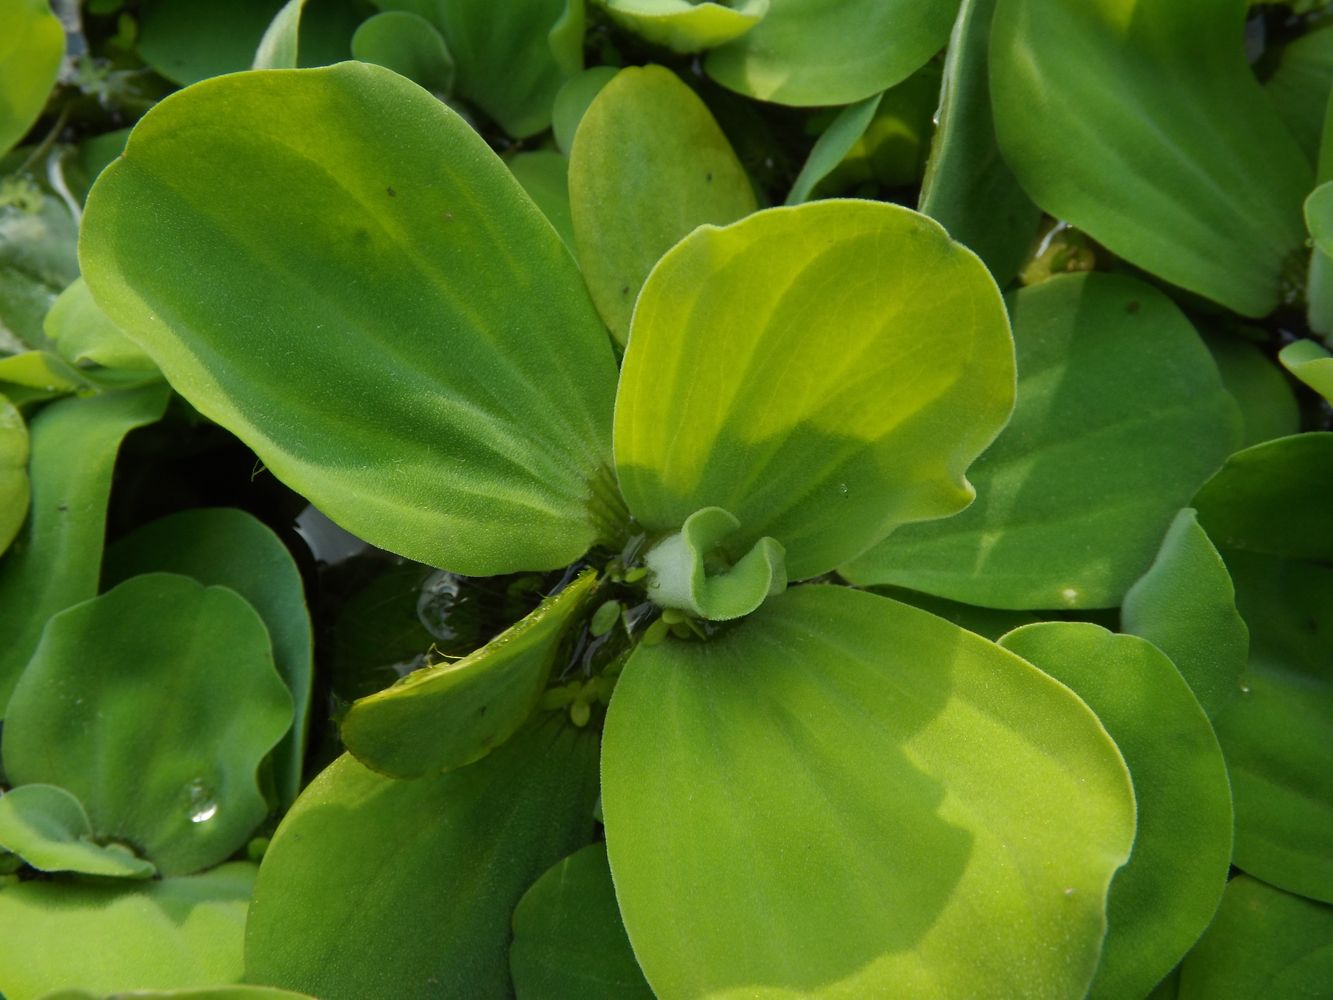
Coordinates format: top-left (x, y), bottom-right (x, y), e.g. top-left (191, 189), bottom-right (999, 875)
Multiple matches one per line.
top-left (1126, 301), bottom-right (1140, 314)
top-left (56, 503), bottom-right (68, 513)
top-left (386, 186), bottom-right (396, 197)
top-left (621, 285), bottom-right (630, 296)
top-left (705, 171), bottom-right (713, 182)
top-left (477, 705), bottom-right (487, 716)
top-left (1307, 618), bottom-right (1319, 633)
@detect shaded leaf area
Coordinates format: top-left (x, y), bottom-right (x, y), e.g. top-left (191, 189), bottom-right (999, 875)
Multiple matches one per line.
top-left (992, 0), bottom-right (1311, 316)
top-left (245, 716), bottom-right (599, 999)
top-left (0, 783), bottom-right (155, 879)
top-left (1203, 335), bottom-right (1300, 448)
top-left (1177, 876), bottom-right (1333, 999)
top-left (44, 988), bottom-right (315, 1000)
top-left (1216, 551), bottom-right (1333, 904)
top-left (846, 273), bottom-right (1240, 609)
top-left (1265, 20), bottom-right (1333, 164)
top-left (509, 150), bottom-right (574, 252)
top-left (350, 11), bottom-right (455, 94)
top-left (785, 93), bottom-right (883, 206)
top-left (0, 391), bottom-right (28, 554)
top-left (0, 194), bottom-right (79, 352)
top-left (2, 573), bottom-right (292, 876)
top-left (81, 64), bottom-right (620, 577)
top-left (0, 862), bottom-right (257, 1000)
top-left (999, 623), bottom-right (1232, 1000)
top-left (602, 585), bottom-right (1133, 999)
top-left (509, 842), bottom-right (653, 999)
top-left (104, 508), bottom-right (313, 808)
top-left (617, 200), bottom-right (1013, 581)
top-left (0, 384), bottom-right (169, 715)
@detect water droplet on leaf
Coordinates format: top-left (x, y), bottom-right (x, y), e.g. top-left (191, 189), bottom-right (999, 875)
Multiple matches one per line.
top-left (184, 779), bottom-right (218, 824)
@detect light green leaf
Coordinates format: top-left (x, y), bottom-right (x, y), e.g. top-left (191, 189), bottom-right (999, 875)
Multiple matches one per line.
top-left (81, 64), bottom-right (621, 577)
top-left (999, 623), bottom-right (1232, 1000)
top-left (245, 717), bottom-right (599, 999)
top-left (1194, 433), bottom-right (1333, 563)
top-left (341, 570), bottom-right (597, 778)
top-left (919, 0), bottom-right (1040, 286)
top-left (44, 277), bottom-right (159, 374)
top-left (2, 573), bottom-right (293, 876)
top-left (40, 989), bottom-right (315, 1000)
top-left (1215, 551), bottom-right (1333, 904)
top-left (510, 843), bottom-right (653, 999)
top-left (705, 0), bottom-right (961, 107)
top-left (252, 0), bottom-right (306, 70)
top-left (0, 391), bottom-right (28, 554)
top-left (0, 384), bottom-right (169, 716)
top-left (1306, 180), bottom-right (1333, 259)
top-left (0, 0), bottom-right (64, 155)
top-left (845, 273), bottom-right (1242, 609)
top-left (1122, 508), bottom-right (1249, 720)
top-left (0, 862), bottom-right (257, 1000)
top-left (1205, 334), bottom-right (1300, 448)
top-left (552, 65), bottom-right (617, 155)
top-left (602, 585), bottom-right (1135, 999)
top-left (508, 149), bottom-right (575, 252)
top-left (1177, 875), bottom-right (1333, 999)
top-left (569, 65), bottom-right (756, 344)
top-left (0, 349), bottom-right (88, 400)
top-left (643, 506), bottom-right (785, 620)
top-left (597, 0), bottom-right (767, 53)
top-left (1265, 22), bottom-right (1333, 164)
top-left (103, 508), bottom-right (313, 810)
top-left (0, 784), bottom-right (156, 879)
top-left (991, 0), bottom-right (1312, 317)
top-left (785, 92), bottom-right (883, 206)
top-left (351, 11), bottom-right (455, 94)
top-left (1279, 339), bottom-right (1333, 403)
top-left (617, 200), bottom-right (1014, 581)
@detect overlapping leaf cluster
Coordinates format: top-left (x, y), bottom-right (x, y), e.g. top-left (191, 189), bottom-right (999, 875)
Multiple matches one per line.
top-left (0, 0), bottom-right (1330, 998)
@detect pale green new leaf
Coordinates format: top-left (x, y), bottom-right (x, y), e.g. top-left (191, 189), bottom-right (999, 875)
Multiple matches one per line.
top-left (1122, 509), bottom-right (1249, 719)
top-left (0, 862), bottom-right (257, 1000)
top-left (643, 507), bottom-right (786, 620)
top-left (569, 65), bottom-right (756, 344)
top-left (1279, 339), bottom-right (1333, 404)
top-left (617, 200), bottom-right (1014, 581)
top-left (351, 12), bottom-right (454, 94)
top-left (0, 384), bottom-right (169, 716)
top-left (0, 0), bottom-right (64, 155)
top-left (602, 585), bottom-right (1135, 999)
top-left (0, 391), bottom-right (28, 554)
top-left (245, 717), bottom-right (599, 999)
top-left (0, 784), bottom-right (155, 879)
top-left (845, 273), bottom-right (1241, 609)
top-left (2, 574), bottom-right (293, 876)
top-left (999, 624), bottom-right (1232, 1000)
top-left (597, 0), bottom-right (767, 53)
top-left (509, 843), bottom-right (653, 999)
top-left (991, 0), bottom-right (1312, 317)
top-left (1177, 876), bottom-right (1333, 1000)
top-left (341, 571), bottom-right (597, 778)
top-left (80, 64), bottom-right (621, 577)
top-left (705, 0), bottom-right (961, 107)
top-left (44, 278), bottom-right (158, 374)
top-left (252, 0), bottom-right (306, 70)
top-left (103, 508), bottom-right (313, 809)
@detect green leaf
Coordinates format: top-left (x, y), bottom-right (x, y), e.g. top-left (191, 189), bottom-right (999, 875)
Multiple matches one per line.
top-left (616, 200), bottom-right (1014, 581)
top-left (1265, 22), bottom-right (1333, 164)
top-left (244, 717), bottom-right (599, 999)
top-left (705, 0), bottom-right (961, 107)
top-left (1215, 551), bottom-right (1333, 904)
top-left (341, 570), bottom-right (597, 778)
top-left (868, 584), bottom-right (1042, 641)
top-left (1279, 339), bottom-right (1333, 404)
top-left (991, 0), bottom-right (1313, 317)
top-left (602, 585), bottom-right (1135, 999)
top-left (0, 384), bottom-right (169, 716)
top-left (1305, 180), bottom-right (1333, 258)
top-left (0, 784), bottom-right (155, 879)
top-left (0, 194), bottom-right (79, 351)
top-left (785, 92), bottom-right (883, 206)
top-left (1204, 334), bottom-right (1300, 448)
top-left (0, 862), bottom-right (257, 1000)
top-left (569, 65), bottom-right (756, 344)
top-left (919, 0), bottom-right (1040, 286)
top-left (508, 149), bottom-right (575, 252)
top-left (998, 623), bottom-right (1232, 1000)
top-left (0, 0), bottom-right (64, 155)
top-left (0, 349), bottom-right (89, 400)
top-left (1122, 509), bottom-right (1249, 720)
top-left (44, 277), bottom-right (158, 374)
top-left (1194, 433), bottom-right (1333, 563)
top-left (252, 0), bottom-right (306, 70)
top-left (844, 273), bottom-right (1242, 609)
top-left (2, 573), bottom-right (293, 876)
top-left (510, 843), bottom-right (653, 999)
top-left (1177, 875), bottom-right (1333, 999)
top-left (552, 66), bottom-right (616, 155)
top-left (103, 508), bottom-right (313, 809)
top-left (643, 506), bottom-right (786, 620)
top-left (351, 11), bottom-right (455, 94)
top-left (596, 0), bottom-right (767, 53)
top-left (41, 989), bottom-right (315, 1000)
top-left (0, 391), bottom-right (28, 554)
top-left (80, 64), bottom-right (621, 577)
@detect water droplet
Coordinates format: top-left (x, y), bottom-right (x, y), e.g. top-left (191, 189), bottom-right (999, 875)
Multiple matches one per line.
top-left (1059, 587), bottom-right (1080, 607)
top-left (1063, 887), bottom-right (1077, 897)
top-left (184, 780), bottom-right (218, 824)
top-left (1239, 681), bottom-right (1252, 696)
top-left (838, 483), bottom-right (849, 498)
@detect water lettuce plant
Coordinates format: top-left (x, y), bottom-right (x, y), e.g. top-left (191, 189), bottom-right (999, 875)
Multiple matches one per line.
top-left (0, 1), bottom-right (1331, 998)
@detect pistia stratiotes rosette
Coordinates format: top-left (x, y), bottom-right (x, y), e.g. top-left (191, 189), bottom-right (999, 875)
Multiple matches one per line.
top-left (81, 62), bottom-right (1138, 999)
